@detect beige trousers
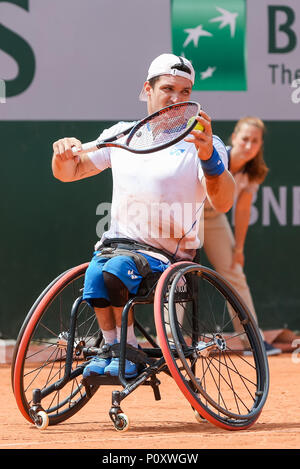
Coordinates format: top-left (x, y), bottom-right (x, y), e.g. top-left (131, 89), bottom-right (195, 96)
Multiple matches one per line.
top-left (203, 213), bottom-right (259, 345)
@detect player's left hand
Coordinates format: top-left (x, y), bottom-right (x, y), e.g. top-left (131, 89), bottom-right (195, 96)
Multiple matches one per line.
top-left (184, 110), bottom-right (213, 161)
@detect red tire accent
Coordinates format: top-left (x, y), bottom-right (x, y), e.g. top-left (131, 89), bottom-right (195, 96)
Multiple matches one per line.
top-left (154, 262), bottom-right (259, 431)
top-left (13, 263), bottom-right (89, 423)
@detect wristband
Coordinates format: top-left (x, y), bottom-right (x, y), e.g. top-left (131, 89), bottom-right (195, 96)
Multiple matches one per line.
top-left (200, 147), bottom-right (225, 177)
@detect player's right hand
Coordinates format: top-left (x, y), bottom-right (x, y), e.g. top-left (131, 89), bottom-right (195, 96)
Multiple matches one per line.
top-left (52, 137), bottom-right (82, 162)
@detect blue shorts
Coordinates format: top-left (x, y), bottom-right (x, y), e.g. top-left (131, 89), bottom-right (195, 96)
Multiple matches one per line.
top-left (82, 251), bottom-right (169, 302)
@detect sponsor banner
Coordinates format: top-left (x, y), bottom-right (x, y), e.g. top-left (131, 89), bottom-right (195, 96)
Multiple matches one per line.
top-left (171, 0), bottom-right (247, 91)
top-left (0, 0), bottom-right (299, 120)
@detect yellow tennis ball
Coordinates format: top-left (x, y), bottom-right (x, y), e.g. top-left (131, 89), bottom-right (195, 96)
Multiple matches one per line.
top-left (188, 117), bottom-right (204, 132)
top-left (194, 122), bottom-right (204, 131)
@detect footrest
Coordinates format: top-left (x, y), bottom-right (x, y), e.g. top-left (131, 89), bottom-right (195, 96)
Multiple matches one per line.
top-left (82, 375), bottom-right (126, 387)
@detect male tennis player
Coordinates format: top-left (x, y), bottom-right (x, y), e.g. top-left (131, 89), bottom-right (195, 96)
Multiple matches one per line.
top-left (52, 53), bottom-right (235, 378)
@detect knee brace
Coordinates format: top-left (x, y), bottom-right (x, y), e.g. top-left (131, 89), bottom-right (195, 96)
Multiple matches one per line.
top-left (88, 297), bottom-right (110, 308)
top-left (102, 271), bottom-right (129, 307)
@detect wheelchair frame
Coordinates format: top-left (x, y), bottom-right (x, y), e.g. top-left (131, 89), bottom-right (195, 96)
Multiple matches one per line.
top-left (11, 260), bottom-right (270, 432)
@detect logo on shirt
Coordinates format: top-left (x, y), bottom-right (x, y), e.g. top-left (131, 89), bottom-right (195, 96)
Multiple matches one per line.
top-left (170, 148), bottom-right (185, 156)
top-left (128, 269), bottom-right (138, 280)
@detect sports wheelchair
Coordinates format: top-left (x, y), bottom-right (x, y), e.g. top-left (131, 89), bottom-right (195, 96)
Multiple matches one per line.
top-left (11, 252), bottom-right (269, 432)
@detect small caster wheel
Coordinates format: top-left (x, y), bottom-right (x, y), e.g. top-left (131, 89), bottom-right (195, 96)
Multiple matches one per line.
top-left (193, 408), bottom-right (207, 424)
top-left (114, 413), bottom-right (130, 432)
top-left (35, 411), bottom-right (49, 430)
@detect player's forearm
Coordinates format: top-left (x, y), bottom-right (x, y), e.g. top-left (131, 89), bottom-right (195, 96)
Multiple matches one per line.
top-left (52, 155), bottom-right (79, 182)
top-left (234, 198), bottom-right (252, 250)
top-left (205, 169), bottom-right (235, 213)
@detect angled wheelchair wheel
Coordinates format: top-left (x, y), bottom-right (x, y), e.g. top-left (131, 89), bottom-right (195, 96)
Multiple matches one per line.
top-left (12, 263), bottom-right (102, 426)
top-left (154, 262), bottom-right (269, 430)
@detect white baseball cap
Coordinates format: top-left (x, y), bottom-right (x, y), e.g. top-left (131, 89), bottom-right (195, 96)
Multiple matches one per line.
top-left (139, 53), bottom-right (195, 101)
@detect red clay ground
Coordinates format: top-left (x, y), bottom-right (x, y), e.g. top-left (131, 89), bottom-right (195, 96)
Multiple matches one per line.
top-left (1, 354), bottom-right (300, 451)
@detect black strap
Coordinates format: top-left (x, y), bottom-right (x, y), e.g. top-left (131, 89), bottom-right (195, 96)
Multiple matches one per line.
top-left (100, 237), bottom-right (176, 263)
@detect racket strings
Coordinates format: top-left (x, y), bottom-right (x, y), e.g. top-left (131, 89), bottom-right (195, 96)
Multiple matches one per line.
top-left (127, 103), bottom-right (199, 151)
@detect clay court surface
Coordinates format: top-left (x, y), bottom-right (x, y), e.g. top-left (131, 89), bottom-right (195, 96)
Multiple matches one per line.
top-left (1, 354), bottom-right (299, 451)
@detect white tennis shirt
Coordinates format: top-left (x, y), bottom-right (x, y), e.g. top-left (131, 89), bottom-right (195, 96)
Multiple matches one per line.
top-left (87, 122), bottom-right (228, 261)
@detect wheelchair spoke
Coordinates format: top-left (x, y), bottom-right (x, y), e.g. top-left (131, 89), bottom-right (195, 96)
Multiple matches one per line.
top-left (155, 262), bottom-right (269, 429)
top-left (13, 265), bottom-right (102, 425)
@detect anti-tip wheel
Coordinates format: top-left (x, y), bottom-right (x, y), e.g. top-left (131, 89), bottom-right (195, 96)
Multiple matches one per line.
top-left (35, 411), bottom-right (49, 430)
top-left (193, 409), bottom-right (207, 424)
top-left (114, 413), bottom-right (130, 432)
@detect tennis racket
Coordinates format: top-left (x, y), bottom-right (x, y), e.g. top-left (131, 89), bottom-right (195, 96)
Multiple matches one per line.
top-left (74, 101), bottom-right (201, 155)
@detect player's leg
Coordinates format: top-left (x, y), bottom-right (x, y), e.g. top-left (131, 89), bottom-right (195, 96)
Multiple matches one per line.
top-left (83, 253), bottom-right (169, 378)
top-left (101, 256), bottom-right (157, 378)
top-left (82, 255), bottom-right (137, 378)
top-left (82, 305), bottom-right (116, 377)
top-left (81, 256), bottom-right (118, 377)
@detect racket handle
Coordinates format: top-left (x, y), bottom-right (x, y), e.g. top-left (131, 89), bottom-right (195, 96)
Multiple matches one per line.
top-left (72, 140), bottom-right (99, 155)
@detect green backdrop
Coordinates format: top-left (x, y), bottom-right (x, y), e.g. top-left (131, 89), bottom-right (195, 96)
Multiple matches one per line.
top-left (1, 120), bottom-right (299, 338)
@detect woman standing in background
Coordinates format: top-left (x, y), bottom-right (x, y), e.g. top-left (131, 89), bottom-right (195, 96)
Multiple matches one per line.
top-left (203, 116), bottom-right (281, 356)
